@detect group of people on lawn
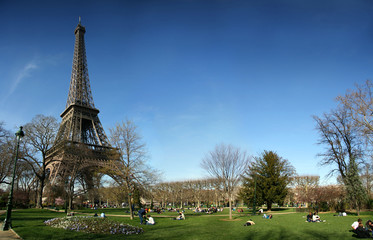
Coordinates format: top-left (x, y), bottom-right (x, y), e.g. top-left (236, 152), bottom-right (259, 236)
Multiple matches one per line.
top-left (351, 218), bottom-right (373, 238)
top-left (306, 211), bottom-right (322, 222)
top-left (138, 208), bottom-right (156, 225)
top-left (138, 208), bottom-right (186, 225)
top-left (194, 206), bottom-right (223, 213)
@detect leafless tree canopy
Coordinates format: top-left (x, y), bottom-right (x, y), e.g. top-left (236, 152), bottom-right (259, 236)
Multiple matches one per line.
top-left (22, 115), bottom-right (59, 208)
top-left (109, 119), bottom-right (160, 219)
top-left (0, 122), bottom-right (13, 185)
top-left (150, 178), bottom-right (225, 209)
top-left (337, 80), bottom-right (373, 145)
top-left (201, 143), bottom-right (250, 219)
top-left (291, 175), bottom-right (320, 207)
top-left (0, 122), bottom-right (9, 144)
top-left (314, 97), bottom-right (368, 214)
top-left (201, 143), bottom-right (250, 192)
top-left (313, 108), bottom-right (363, 179)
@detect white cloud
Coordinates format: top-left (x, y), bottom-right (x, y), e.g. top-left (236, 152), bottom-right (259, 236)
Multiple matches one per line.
top-left (1, 60), bottom-right (38, 104)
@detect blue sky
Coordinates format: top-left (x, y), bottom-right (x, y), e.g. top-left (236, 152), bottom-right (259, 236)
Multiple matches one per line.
top-left (1, 0), bottom-right (373, 184)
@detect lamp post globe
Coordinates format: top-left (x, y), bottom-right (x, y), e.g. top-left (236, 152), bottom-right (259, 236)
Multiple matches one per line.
top-left (2, 126), bottom-right (24, 231)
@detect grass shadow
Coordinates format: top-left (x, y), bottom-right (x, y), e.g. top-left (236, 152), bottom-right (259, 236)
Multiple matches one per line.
top-left (267, 208), bottom-right (290, 212)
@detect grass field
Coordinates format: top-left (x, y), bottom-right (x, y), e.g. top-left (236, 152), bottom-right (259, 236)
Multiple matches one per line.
top-left (2, 208), bottom-right (371, 239)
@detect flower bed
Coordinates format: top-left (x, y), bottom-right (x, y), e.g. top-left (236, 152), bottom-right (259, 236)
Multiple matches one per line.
top-left (44, 216), bottom-right (143, 235)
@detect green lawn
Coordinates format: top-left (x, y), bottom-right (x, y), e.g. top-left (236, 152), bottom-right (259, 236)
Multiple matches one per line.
top-left (3, 208), bottom-right (371, 240)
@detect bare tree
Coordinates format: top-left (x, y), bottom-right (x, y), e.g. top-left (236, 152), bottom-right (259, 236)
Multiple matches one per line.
top-left (360, 163), bottom-right (373, 197)
top-left (152, 182), bottom-right (170, 208)
top-left (22, 115), bottom-right (59, 208)
top-left (292, 175), bottom-right (320, 208)
top-left (313, 108), bottom-right (363, 178)
top-left (313, 108), bottom-right (367, 214)
top-left (337, 80), bottom-right (373, 145)
top-left (151, 178), bottom-right (225, 209)
top-left (0, 123), bottom-right (13, 185)
top-left (185, 179), bottom-right (204, 208)
top-left (16, 161), bottom-right (34, 193)
top-left (201, 143), bottom-right (250, 219)
top-left (313, 185), bottom-right (346, 211)
top-left (169, 181), bottom-right (185, 209)
top-left (0, 122), bottom-right (9, 143)
top-left (108, 119), bottom-right (160, 219)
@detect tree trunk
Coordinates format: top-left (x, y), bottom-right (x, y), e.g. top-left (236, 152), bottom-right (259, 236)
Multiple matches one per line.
top-left (36, 176), bottom-right (45, 208)
top-left (128, 194), bottom-right (133, 220)
top-left (267, 202), bottom-right (272, 211)
top-left (34, 180), bottom-right (39, 207)
top-left (228, 196), bottom-right (232, 220)
top-left (68, 181), bottom-right (74, 210)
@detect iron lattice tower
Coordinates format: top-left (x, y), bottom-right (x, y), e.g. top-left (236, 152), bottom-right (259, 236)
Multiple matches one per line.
top-left (46, 19), bottom-right (118, 185)
top-left (56, 19), bottom-right (109, 146)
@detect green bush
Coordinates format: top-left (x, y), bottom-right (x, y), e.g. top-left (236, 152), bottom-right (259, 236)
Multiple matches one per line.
top-left (366, 199), bottom-right (373, 210)
top-left (319, 202), bottom-right (329, 212)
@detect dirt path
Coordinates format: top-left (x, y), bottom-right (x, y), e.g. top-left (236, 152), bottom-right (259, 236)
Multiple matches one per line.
top-left (0, 211), bottom-right (23, 239)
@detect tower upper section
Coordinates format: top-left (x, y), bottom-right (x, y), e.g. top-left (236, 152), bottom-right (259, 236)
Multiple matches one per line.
top-left (65, 18), bottom-right (96, 110)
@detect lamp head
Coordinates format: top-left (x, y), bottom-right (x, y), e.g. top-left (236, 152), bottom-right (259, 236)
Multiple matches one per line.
top-left (15, 126), bottom-right (25, 140)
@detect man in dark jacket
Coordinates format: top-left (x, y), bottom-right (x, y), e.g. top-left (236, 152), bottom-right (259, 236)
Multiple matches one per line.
top-left (138, 208), bottom-right (146, 224)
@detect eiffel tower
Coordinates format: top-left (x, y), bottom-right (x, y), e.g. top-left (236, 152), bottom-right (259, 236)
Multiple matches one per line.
top-left (46, 18), bottom-right (119, 188)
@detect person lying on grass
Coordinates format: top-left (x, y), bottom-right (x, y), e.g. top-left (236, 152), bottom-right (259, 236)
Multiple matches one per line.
top-left (262, 214), bottom-right (272, 219)
top-left (243, 220), bottom-right (255, 226)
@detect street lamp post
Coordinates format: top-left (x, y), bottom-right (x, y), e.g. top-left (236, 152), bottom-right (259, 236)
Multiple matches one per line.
top-left (252, 175), bottom-right (257, 215)
top-left (2, 126), bottom-right (25, 231)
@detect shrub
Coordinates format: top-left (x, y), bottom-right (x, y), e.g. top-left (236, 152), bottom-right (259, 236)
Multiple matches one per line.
top-left (319, 202), bottom-right (329, 212)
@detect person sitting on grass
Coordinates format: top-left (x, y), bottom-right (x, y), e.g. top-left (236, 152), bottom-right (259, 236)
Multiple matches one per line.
top-left (176, 212), bottom-right (185, 220)
top-left (352, 218), bottom-right (362, 231)
top-left (312, 212), bottom-right (321, 222)
top-left (306, 212), bottom-right (313, 222)
top-left (354, 223), bottom-right (371, 238)
top-left (146, 215), bottom-right (155, 225)
top-left (366, 220), bottom-right (373, 233)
